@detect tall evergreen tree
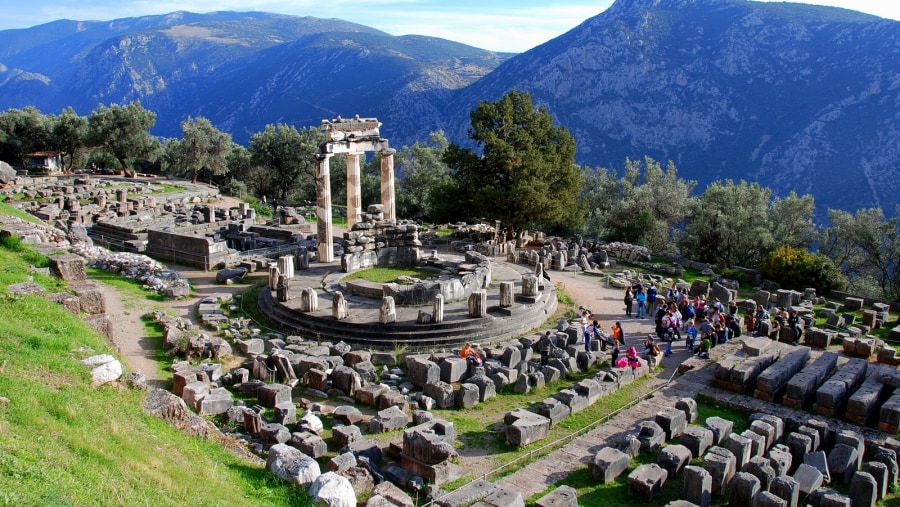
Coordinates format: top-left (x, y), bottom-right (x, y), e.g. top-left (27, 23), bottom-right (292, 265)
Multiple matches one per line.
top-left (87, 101), bottom-right (157, 177)
top-left (443, 90), bottom-right (582, 244)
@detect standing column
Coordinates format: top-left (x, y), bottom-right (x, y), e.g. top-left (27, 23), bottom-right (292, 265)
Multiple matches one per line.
top-left (315, 153), bottom-right (334, 263)
top-left (379, 148), bottom-right (397, 222)
top-left (346, 153), bottom-right (362, 229)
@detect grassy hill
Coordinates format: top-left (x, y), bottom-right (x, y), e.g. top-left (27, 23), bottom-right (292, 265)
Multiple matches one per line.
top-left (0, 205), bottom-right (308, 505)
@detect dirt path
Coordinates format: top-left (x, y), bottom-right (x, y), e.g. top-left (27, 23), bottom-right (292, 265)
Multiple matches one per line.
top-left (100, 194), bottom-right (253, 385)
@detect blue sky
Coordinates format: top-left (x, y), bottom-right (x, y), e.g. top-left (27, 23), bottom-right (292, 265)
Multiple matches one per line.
top-left (2, 0), bottom-right (898, 52)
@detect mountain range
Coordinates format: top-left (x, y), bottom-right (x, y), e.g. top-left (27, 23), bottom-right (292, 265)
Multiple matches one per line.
top-left (1, 0), bottom-right (899, 218)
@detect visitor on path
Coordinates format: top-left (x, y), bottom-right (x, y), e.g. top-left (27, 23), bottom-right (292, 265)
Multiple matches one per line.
top-left (686, 320), bottom-right (698, 351)
top-left (635, 289), bottom-right (647, 319)
top-left (537, 331), bottom-right (553, 367)
top-left (624, 287), bottom-right (634, 317)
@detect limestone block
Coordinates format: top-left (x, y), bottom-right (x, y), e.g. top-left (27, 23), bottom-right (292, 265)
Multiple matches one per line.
top-left (589, 447), bottom-right (630, 484)
top-left (369, 406), bottom-right (409, 433)
top-left (703, 446), bottom-right (736, 497)
top-left (308, 472), bottom-right (355, 507)
top-left (257, 383), bottom-right (292, 408)
top-left (266, 443), bottom-right (321, 487)
top-left (729, 472), bottom-right (761, 507)
top-left (534, 485), bottom-right (578, 507)
top-left (328, 452), bottom-right (358, 472)
top-left (724, 433), bottom-right (753, 468)
top-left (407, 356), bottom-right (440, 389)
top-left (827, 444), bottom-right (859, 484)
top-left (290, 431), bottom-right (327, 459)
top-left (655, 407), bottom-right (687, 440)
top-left (770, 475), bottom-right (800, 507)
top-left (332, 425), bottom-right (362, 447)
top-left (704, 416), bottom-right (733, 445)
top-left (849, 471), bottom-right (877, 507)
top-left (872, 449), bottom-right (898, 487)
top-left (535, 397), bottom-right (571, 425)
top-left (440, 357), bottom-right (468, 383)
top-left (682, 465), bottom-right (712, 507)
top-left (742, 456), bottom-right (776, 491)
top-left (740, 430), bottom-right (765, 459)
top-left (766, 446), bottom-right (792, 477)
top-left (424, 381), bottom-right (455, 409)
top-left (749, 420), bottom-right (776, 452)
top-left (455, 383), bottom-right (480, 409)
top-left (638, 421), bottom-right (666, 453)
top-left (628, 463), bottom-right (667, 500)
top-left (504, 408), bottom-right (550, 447)
top-left (676, 397), bottom-right (699, 423)
top-left (681, 426), bottom-right (714, 459)
top-left (862, 461), bottom-right (888, 501)
top-left (659, 444), bottom-right (693, 479)
top-left (793, 464), bottom-right (824, 496)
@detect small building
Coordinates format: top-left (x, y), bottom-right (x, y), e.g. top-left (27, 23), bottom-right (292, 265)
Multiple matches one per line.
top-left (24, 151), bottom-right (62, 174)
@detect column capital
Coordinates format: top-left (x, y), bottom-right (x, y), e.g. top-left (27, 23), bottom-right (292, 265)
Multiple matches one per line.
top-left (379, 148), bottom-right (397, 156)
top-left (314, 152), bottom-right (332, 161)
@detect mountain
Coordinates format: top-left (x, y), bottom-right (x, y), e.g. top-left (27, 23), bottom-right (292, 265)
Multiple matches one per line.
top-left (442, 0), bottom-right (900, 217)
top-left (0, 11), bottom-right (510, 141)
top-left (1, 2), bottom-right (899, 217)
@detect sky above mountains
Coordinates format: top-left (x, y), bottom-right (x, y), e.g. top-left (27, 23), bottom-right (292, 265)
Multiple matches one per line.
top-left (2, 0), bottom-right (898, 52)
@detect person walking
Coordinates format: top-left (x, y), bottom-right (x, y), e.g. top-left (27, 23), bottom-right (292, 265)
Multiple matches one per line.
top-left (538, 331), bottom-right (553, 367)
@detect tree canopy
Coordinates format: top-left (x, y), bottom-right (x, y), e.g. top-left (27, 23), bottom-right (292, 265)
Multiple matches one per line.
top-left (164, 116), bottom-right (232, 183)
top-left (443, 90), bottom-right (582, 243)
top-left (248, 124), bottom-right (320, 201)
top-left (87, 101), bottom-right (158, 177)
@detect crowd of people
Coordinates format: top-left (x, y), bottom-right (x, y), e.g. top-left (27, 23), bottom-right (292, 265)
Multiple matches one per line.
top-left (458, 279), bottom-right (807, 377)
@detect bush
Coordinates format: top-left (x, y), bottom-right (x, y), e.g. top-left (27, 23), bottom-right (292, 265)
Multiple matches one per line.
top-left (760, 246), bottom-right (847, 294)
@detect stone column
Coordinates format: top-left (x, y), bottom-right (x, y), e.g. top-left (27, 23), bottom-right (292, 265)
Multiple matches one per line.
top-left (522, 274), bottom-right (538, 297)
top-left (268, 264), bottom-right (280, 289)
top-left (433, 294), bottom-right (444, 323)
top-left (315, 153), bottom-right (334, 263)
top-left (296, 247), bottom-right (310, 271)
top-left (499, 281), bottom-right (514, 307)
top-left (535, 263), bottom-right (545, 290)
top-left (468, 290), bottom-right (487, 318)
top-left (380, 296), bottom-right (397, 324)
top-left (333, 291), bottom-right (348, 320)
top-left (379, 148), bottom-right (397, 222)
top-left (300, 287), bottom-right (318, 312)
top-left (277, 256), bottom-right (295, 280)
top-left (276, 275), bottom-right (290, 302)
top-left (346, 152), bottom-right (362, 229)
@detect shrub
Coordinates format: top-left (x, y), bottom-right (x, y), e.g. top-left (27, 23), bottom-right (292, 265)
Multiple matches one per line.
top-left (760, 246), bottom-right (847, 293)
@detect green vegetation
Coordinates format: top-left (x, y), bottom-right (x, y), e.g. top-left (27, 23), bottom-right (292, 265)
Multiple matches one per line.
top-left (0, 201), bottom-right (43, 224)
top-left (0, 235), bottom-right (310, 505)
top-left (343, 266), bottom-right (436, 284)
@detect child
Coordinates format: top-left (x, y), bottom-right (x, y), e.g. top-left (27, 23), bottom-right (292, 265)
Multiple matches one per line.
top-left (610, 339), bottom-right (620, 366)
top-left (685, 319), bottom-right (698, 351)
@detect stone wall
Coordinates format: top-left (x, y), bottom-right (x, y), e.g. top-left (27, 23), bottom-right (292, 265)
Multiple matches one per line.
top-left (145, 228), bottom-right (237, 269)
top-left (341, 204), bottom-right (420, 273)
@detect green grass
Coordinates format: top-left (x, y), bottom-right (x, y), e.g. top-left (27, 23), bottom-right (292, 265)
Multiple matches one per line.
top-left (0, 202), bottom-right (41, 223)
top-left (343, 266), bottom-right (437, 284)
top-left (0, 233), bottom-right (311, 505)
top-left (435, 228), bottom-right (453, 238)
